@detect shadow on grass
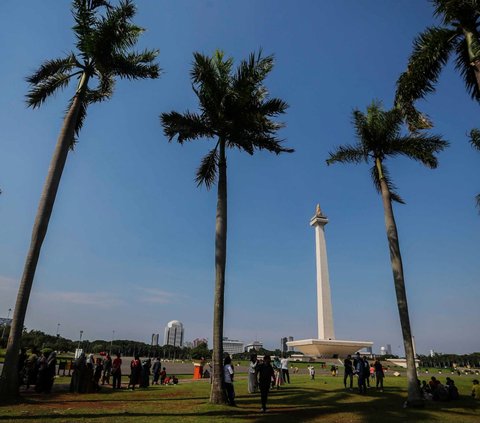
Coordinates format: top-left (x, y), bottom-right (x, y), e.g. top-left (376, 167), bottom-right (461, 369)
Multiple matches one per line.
top-left (1, 385), bottom-right (478, 422)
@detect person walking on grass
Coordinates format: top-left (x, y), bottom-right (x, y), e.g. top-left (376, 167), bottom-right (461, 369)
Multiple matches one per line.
top-left (223, 355), bottom-right (235, 406)
top-left (281, 354), bottom-right (290, 384)
top-left (248, 353), bottom-right (258, 393)
top-left (344, 355), bottom-right (354, 390)
top-left (374, 359), bottom-right (384, 392)
top-left (363, 356), bottom-right (370, 388)
top-left (257, 355), bottom-right (275, 413)
top-left (102, 354), bottom-right (112, 385)
top-left (355, 356), bottom-right (367, 394)
top-left (128, 355), bottom-right (141, 390)
top-left (152, 357), bottom-right (161, 385)
top-left (111, 353), bottom-right (122, 390)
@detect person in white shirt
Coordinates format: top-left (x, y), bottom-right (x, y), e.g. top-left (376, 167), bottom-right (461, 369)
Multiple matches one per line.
top-left (280, 355), bottom-right (290, 384)
top-left (223, 355), bottom-right (235, 406)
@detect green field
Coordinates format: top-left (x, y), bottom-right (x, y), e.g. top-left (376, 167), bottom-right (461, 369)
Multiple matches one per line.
top-left (0, 373), bottom-right (478, 422)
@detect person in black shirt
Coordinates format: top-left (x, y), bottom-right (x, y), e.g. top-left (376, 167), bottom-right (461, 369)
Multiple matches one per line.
top-left (343, 355), bottom-right (354, 390)
top-left (257, 355), bottom-right (275, 412)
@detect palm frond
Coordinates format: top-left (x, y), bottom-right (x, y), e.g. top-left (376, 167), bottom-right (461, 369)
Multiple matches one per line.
top-left (195, 146), bottom-right (219, 189)
top-left (109, 50), bottom-right (160, 79)
top-left (26, 54), bottom-right (78, 84)
top-left (469, 128), bottom-right (480, 149)
top-left (243, 134), bottom-right (293, 155)
top-left (86, 74), bottom-right (115, 103)
top-left (454, 37), bottom-right (480, 100)
top-left (395, 26), bottom-right (457, 127)
top-left (370, 163), bottom-right (405, 204)
top-left (72, 0), bottom-right (99, 60)
top-left (97, 2), bottom-right (142, 53)
top-left (326, 144), bottom-right (367, 165)
top-left (258, 98), bottom-right (289, 116)
top-left (26, 72), bottom-right (75, 108)
top-left (161, 111), bottom-right (214, 143)
top-left (234, 50), bottom-right (274, 94)
top-left (191, 52), bottom-right (231, 119)
top-left (387, 134), bottom-right (449, 168)
top-left (433, 0), bottom-right (480, 26)
top-left (476, 193), bottom-right (480, 212)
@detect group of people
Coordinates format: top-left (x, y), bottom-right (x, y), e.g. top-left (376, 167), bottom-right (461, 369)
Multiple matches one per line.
top-left (420, 376), bottom-right (459, 401)
top-left (18, 347), bottom-right (57, 393)
top-left (69, 352), bottom-right (175, 393)
top-left (223, 353), bottom-right (290, 412)
top-left (70, 352), bottom-right (115, 393)
top-left (343, 353), bottom-right (385, 394)
top-left (125, 356), bottom-right (175, 389)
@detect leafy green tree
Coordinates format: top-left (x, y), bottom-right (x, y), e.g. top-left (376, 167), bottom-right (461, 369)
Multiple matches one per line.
top-left (327, 101), bottom-right (448, 406)
top-left (0, 0), bottom-right (159, 396)
top-left (395, 0), bottom-right (480, 129)
top-left (161, 50), bottom-right (292, 403)
top-left (191, 342), bottom-right (210, 360)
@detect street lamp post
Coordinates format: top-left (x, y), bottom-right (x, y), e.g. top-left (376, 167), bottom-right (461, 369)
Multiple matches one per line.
top-left (1, 308), bottom-right (12, 340)
top-left (56, 323), bottom-right (61, 337)
top-left (77, 330), bottom-right (83, 351)
top-left (110, 330), bottom-right (115, 355)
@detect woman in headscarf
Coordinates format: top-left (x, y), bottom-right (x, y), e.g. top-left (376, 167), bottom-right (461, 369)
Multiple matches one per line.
top-left (35, 351), bottom-right (48, 393)
top-left (44, 351), bottom-right (57, 393)
top-left (70, 352), bottom-right (86, 393)
top-left (247, 353), bottom-right (258, 393)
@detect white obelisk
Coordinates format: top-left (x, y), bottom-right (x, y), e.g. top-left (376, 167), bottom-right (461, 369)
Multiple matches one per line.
top-left (310, 204), bottom-right (335, 340)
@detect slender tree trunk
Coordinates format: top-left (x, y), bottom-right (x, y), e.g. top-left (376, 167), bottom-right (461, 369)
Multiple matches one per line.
top-left (463, 28), bottom-right (480, 93)
top-left (376, 158), bottom-right (423, 406)
top-left (210, 139), bottom-right (227, 404)
top-left (0, 74), bottom-right (89, 397)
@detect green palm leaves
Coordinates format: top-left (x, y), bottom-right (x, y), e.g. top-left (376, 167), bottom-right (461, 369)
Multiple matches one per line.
top-left (395, 0), bottom-right (480, 130)
top-left (327, 102), bottom-right (448, 202)
top-left (26, 0), bottom-right (159, 144)
top-left (161, 50), bottom-right (293, 188)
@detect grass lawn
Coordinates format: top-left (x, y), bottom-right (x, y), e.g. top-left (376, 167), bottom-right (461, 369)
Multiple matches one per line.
top-left (0, 373), bottom-right (478, 422)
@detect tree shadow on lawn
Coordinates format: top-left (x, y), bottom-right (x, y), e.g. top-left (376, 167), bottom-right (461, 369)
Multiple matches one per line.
top-left (237, 385), bottom-right (480, 423)
top-left (1, 385), bottom-right (478, 422)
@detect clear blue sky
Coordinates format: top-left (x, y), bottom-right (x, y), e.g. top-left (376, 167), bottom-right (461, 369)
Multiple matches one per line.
top-left (0, 0), bottom-right (478, 355)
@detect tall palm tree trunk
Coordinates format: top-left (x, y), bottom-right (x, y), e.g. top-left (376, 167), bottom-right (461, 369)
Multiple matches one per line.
top-left (463, 28), bottom-right (480, 91)
top-left (376, 158), bottom-right (422, 405)
top-left (210, 139), bottom-right (227, 404)
top-left (0, 74), bottom-right (89, 397)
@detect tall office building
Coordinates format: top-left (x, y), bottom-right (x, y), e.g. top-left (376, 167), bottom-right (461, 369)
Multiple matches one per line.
top-left (163, 320), bottom-right (184, 347)
top-left (193, 338), bottom-right (208, 348)
top-left (287, 336), bottom-right (295, 352)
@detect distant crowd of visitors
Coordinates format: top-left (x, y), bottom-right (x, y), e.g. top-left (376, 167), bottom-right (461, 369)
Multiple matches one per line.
top-left (16, 348), bottom-right (177, 394)
top-left (70, 353), bottom-right (177, 393)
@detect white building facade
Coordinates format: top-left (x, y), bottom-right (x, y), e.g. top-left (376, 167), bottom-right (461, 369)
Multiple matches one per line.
top-left (222, 337), bottom-right (244, 355)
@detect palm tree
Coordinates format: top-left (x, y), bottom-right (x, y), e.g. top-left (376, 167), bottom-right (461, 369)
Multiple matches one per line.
top-left (469, 128), bottom-right (480, 210)
top-left (0, 0), bottom-right (159, 396)
top-left (326, 101), bottom-right (448, 405)
top-left (395, 0), bottom-right (480, 129)
top-left (161, 50), bottom-right (292, 404)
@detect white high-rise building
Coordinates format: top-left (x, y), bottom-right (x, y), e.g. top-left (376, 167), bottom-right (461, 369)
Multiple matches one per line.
top-left (164, 320), bottom-right (184, 347)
